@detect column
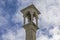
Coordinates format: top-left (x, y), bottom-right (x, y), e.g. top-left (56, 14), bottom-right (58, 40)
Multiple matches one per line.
top-left (24, 16), bottom-right (25, 25)
top-left (31, 13), bottom-right (33, 23)
top-left (36, 17), bottom-right (38, 26)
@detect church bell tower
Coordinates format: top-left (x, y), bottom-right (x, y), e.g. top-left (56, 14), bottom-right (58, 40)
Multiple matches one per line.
top-left (21, 4), bottom-right (40, 40)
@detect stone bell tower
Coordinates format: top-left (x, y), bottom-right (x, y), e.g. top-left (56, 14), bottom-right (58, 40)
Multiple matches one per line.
top-left (21, 4), bottom-right (40, 40)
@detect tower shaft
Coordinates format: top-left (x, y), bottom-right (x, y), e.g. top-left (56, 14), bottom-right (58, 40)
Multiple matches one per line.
top-left (26, 29), bottom-right (36, 40)
top-left (23, 23), bottom-right (38, 40)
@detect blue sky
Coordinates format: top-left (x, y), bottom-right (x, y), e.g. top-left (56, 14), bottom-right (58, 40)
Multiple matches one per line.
top-left (0, 0), bottom-right (60, 40)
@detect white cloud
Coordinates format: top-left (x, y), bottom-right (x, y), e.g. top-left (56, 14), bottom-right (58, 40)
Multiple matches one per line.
top-left (37, 33), bottom-right (49, 40)
top-left (2, 30), bottom-right (15, 40)
top-left (34, 0), bottom-right (60, 40)
top-left (2, 28), bottom-right (25, 40)
top-left (49, 26), bottom-right (60, 40)
top-left (15, 28), bottom-right (25, 40)
top-left (33, 0), bottom-right (60, 26)
top-left (36, 26), bottom-right (60, 40)
top-left (40, 6), bottom-right (60, 26)
top-left (47, 0), bottom-right (56, 5)
top-left (12, 10), bottom-right (23, 24)
top-left (33, 0), bottom-right (47, 14)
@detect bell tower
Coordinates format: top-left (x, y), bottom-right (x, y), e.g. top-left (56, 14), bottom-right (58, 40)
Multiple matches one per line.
top-left (21, 4), bottom-right (40, 40)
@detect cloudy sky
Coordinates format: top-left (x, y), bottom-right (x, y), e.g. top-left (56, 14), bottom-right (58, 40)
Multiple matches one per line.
top-left (0, 0), bottom-right (60, 40)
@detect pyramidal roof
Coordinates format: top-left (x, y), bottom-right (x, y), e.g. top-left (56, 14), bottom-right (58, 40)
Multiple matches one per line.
top-left (21, 4), bottom-right (40, 14)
